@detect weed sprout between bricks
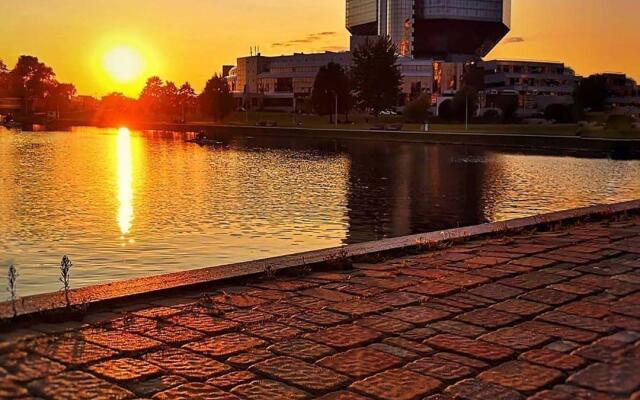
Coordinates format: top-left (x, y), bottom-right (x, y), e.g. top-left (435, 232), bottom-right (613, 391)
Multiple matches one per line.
top-left (7, 264), bottom-right (18, 317)
top-left (60, 255), bottom-right (72, 306)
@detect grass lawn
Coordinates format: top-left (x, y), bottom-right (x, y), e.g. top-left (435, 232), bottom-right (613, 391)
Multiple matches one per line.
top-left (189, 111), bottom-right (640, 139)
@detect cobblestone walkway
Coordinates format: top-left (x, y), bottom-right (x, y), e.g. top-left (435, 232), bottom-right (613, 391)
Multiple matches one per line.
top-left (2, 215), bottom-right (640, 399)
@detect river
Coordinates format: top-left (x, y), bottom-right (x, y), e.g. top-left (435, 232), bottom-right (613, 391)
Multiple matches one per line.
top-left (2, 126), bottom-right (640, 297)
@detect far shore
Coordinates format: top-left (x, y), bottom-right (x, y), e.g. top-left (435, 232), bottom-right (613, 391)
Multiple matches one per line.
top-left (41, 114), bottom-right (640, 158)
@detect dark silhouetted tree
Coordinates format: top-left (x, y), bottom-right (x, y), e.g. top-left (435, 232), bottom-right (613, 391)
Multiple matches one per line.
top-left (451, 86), bottom-right (478, 122)
top-left (178, 82), bottom-right (197, 122)
top-left (0, 60), bottom-right (8, 96)
top-left (574, 74), bottom-right (608, 112)
top-left (438, 99), bottom-right (453, 121)
top-left (311, 62), bottom-right (352, 123)
top-left (163, 81), bottom-right (179, 118)
top-left (9, 56), bottom-right (57, 113)
top-left (403, 94), bottom-right (430, 123)
top-left (462, 64), bottom-right (485, 92)
top-left (351, 37), bottom-right (402, 116)
top-left (45, 82), bottom-right (77, 115)
top-left (199, 74), bottom-right (233, 121)
top-left (139, 76), bottom-right (165, 117)
top-left (544, 103), bottom-right (575, 123)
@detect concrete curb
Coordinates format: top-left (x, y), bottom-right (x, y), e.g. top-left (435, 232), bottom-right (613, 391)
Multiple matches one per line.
top-left (1, 199), bottom-right (639, 322)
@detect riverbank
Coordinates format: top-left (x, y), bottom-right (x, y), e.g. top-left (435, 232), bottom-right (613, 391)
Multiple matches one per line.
top-left (45, 115), bottom-right (640, 158)
top-left (1, 201), bottom-right (639, 398)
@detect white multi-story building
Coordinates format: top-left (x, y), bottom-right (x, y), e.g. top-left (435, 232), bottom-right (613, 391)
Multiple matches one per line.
top-left (225, 52), bottom-right (434, 111)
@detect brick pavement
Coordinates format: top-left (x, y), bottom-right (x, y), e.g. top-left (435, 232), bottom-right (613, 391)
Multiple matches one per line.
top-left (1, 215), bottom-right (640, 399)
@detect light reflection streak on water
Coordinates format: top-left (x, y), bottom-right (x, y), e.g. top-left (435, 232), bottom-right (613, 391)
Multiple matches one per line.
top-left (117, 127), bottom-right (133, 238)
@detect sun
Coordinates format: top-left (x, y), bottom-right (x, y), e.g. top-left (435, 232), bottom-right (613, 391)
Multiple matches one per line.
top-left (103, 46), bottom-right (144, 83)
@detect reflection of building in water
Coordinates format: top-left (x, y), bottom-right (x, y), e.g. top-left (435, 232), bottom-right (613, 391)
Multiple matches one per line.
top-left (343, 142), bottom-right (490, 244)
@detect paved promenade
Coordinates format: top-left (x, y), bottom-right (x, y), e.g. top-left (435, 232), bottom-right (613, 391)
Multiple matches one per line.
top-left (1, 214), bottom-right (640, 399)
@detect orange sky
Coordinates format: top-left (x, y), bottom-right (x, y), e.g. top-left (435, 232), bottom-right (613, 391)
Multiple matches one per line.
top-left (1, 0), bottom-right (638, 97)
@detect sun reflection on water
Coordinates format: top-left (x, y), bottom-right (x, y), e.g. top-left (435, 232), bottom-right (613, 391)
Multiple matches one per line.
top-left (117, 127), bottom-right (134, 238)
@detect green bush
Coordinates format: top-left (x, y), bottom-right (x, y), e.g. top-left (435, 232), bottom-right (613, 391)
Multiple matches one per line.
top-left (403, 95), bottom-right (430, 123)
top-left (544, 104), bottom-right (575, 123)
top-left (606, 114), bottom-right (634, 130)
top-left (438, 99), bottom-right (454, 121)
top-left (480, 109), bottom-right (501, 123)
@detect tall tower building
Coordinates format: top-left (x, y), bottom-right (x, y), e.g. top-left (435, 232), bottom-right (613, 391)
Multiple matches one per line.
top-left (346, 0), bottom-right (511, 61)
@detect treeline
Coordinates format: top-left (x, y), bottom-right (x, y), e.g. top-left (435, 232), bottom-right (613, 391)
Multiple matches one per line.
top-left (91, 74), bottom-right (234, 123)
top-left (0, 56), bottom-right (76, 115)
top-left (0, 54), bottom-right (234, 123)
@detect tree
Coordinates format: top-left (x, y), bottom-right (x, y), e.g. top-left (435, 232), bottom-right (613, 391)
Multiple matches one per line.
top-left (9, 55), bottom-right (57, 113)
top-left (0, 60), bottom-right (8, 96)
top-left (351, 36), bottom-right (402, 116)
top-left (45, 82), bottom-right (77, 115)
top-left (178, 82), bottom-right (197, 122)
top-left (461, 64), bottom-right (485, 92)
top-left (544, 103), bottom-right (574, 123)
top-left (451, 86), bottom-right (478, 122)
top-left (139, 76), bottom-right (165, 117)
top-left (438, 99), bottom-right (453, 121)
top-left (163, 81), bottom-right (179, 118)
top-left (574, 74), bottom-right (608, 112)
top-left (403, 94), bottom-right (430, 123)
top-left (199, 74), bottom-right (233, 121)
top-left (311, 62), bottom-right (352, 123)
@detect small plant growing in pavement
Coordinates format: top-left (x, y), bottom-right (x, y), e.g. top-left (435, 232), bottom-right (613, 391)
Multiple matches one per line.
top-left (263, 264), bottom-right (276, 280)
top-left (326, 247), bottom-right (351, 270)
top-left (7, 264), bottom-right (18, 317)
top-left (59, 255), bottom-right (72, 307)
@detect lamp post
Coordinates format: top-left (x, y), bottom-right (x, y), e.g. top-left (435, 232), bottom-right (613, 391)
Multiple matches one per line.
top-left (335, 92), bottom-right (338, 128)
top-left (465, 93), bottom-right (469, 131)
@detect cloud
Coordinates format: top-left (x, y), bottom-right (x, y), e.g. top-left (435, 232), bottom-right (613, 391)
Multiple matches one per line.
top-left (321, 45), bottom-right (349, 52)
top-left (503, 36), bottom-right (525, 44)
top-left (272, 32), bottom-right (337, 48)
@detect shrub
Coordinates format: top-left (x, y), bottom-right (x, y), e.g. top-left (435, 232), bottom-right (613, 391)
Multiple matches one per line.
top-left (544, 104), bottom-right (575, 123)
top-left (481, 109), bottom-right (501, 123)
top-left (606, 114), bottom-right (634, 130)
top-left (438, 99), bottom-right (454, 121)
top-left (403, 95), bottom-right (430, 123)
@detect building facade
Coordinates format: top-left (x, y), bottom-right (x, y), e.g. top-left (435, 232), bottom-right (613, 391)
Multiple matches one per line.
top-left (347, 0), bottom-right (511, 61)
top-left (226, 52), bottom-right (434, 111)
top-left (480, 60), bottom-right (578, 113)
top-left (601, 73), bottom-right (640, 106)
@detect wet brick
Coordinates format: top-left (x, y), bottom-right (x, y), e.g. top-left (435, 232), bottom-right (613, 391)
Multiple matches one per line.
top-left (384, 306), bottom-right (450, 325)
top-left (251, 356), bottom-right (350, 393)
top-left (231, 379), bottom-right (310, 400)
top-left (426, 334), bottom-right (514, 362)
top-left (350, 368), bottom-right (441, 400)
top-left (318, 348), bottom-right (402, 379)
top-left (183, 332), bottom-right (266, 357)
top-left (490, 299), bottom-right (550, 316)
top-left (268, 338), bottom-right (335, 362)
top-left (406, 356), bottom-right (475, 381)
top-left (456, 308), bottom-right (520, 329)
top-left (143, 348), bottom-right (231, 380)
top-left (479, 327), bottom-right (551, 350)
top-left (152, 382), bottom-right (240, 400)
top-left (520, 348), bottom-right (586, 370)
top-left (28, 370), bottom-right (134, 400)
top-left (478, 361), bottom-right (563, 391)
top-left (89, 357), bottom-right (161, 382)
top-left (305, 324), bottom-right (381, 350)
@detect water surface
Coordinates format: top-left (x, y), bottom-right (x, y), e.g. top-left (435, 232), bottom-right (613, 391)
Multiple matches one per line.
top-left (2, 126), bottom-right (640, 298)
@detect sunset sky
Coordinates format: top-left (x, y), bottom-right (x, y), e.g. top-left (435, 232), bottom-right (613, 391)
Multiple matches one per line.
top-left (1, 0), bottom-right (638, 97)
